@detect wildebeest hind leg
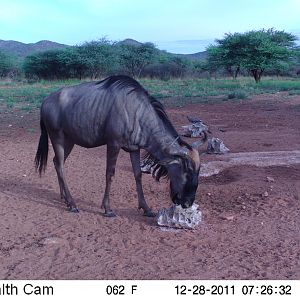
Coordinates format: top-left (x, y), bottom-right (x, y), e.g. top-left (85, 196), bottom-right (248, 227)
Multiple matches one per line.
top-left (53, 140), bottom-right (74, 200)
top-left (101, 145), bottom-right (120, 217)
top-left (51, 134), bottom-right (78, 212)
top-left (130, 150), bottom-right (156, 217)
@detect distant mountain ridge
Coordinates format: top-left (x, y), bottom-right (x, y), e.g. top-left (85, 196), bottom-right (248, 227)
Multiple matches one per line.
top-left (117, 38), bottom-right (143, 47)
top-left (0, 39), bottom-right (68, 57)
top-left (118, 38), bottom-right (207, 60)
top-left (0, 38), bottom-right (206, 60)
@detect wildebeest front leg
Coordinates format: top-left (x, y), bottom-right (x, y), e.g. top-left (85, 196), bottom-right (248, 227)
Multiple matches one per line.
top-left (101, 145), bottom-right (120, 217)
top-left (130, 150), bottom-right (156, 217)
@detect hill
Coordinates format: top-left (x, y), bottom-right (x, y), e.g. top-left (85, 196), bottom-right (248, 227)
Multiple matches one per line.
top-left (117, 38), bottom-right (207, 61)
top-left (0, 38), bottom-right (207, 61)
top-left (175, 51), bottom-right (207, 61)
top-left (117, 38), bottom-right (143, 47)
top-left (0, 39), bottom-right (68, 57)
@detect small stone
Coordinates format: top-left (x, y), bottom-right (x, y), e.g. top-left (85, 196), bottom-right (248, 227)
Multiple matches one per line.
top-left (220, 214), bottom-right (235, 221)
top-left (242, 205), bottom-right (246, 209)
top-left (8, 124), bottom-right (12, 127)
top-left (277, 199), bottom-right (287, 206)
top-left (23, 174), bottom-right (27, 177)
top-left (207, 192), bottom-right (212, 196)
top-left (262, 191), bottom-right (269, 197)
top-left (40, 237), bottom-right (65, 246)
top-left (266, 176), bottom-right (275, 183)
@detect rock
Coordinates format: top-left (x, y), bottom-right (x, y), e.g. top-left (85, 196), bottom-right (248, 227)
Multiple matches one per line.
top-left (40, 237), bottom-right (65, 246)
top-left (221, 215), bottom-right (235, 221)
top-left (157, 203), bottom-right (202, 229)
top-left (262, 191), bottom-right (269, 197)
top-left (207, 137), bottom-right (230, 154)
top-left (277, 199), bottom-right (287, 206)
top-left (182, 117), bottom-right (209, 138)
top-left (266, 176), bottom-right (275, 182)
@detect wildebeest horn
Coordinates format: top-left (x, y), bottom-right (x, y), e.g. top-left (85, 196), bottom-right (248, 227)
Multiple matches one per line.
top-left (191, 131), bottom-right (208, 150)
top-left (167, 145), bottom-right (189, 157)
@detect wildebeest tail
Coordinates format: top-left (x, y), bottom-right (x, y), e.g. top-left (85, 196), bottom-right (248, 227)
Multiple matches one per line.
top-left (34, 119), bottom-right (49, 175)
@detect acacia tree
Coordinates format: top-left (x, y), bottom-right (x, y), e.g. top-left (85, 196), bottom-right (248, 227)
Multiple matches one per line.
top-left (78, 38), bottom-right (117, 78)
top-left (207, 33), bottom-right (246, 78)
top-left (23, 39), bottom-right (117, 80)
top-left (57, 47), bottom-right (89, 79)
top-left (0, 50), bottom-right (15, 78)
top-left (241, 29), bottom-right (296, 82)
top-left (23, 50), bottom-right (63, 79)
top-left (118, 42), bottom-right (159, 77)
top-left (207, 29), bottom-right (297, 82)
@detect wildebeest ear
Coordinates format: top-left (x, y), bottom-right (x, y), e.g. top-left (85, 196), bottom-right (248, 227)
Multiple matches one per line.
top-left (191, 139), bottom-right (205, 150)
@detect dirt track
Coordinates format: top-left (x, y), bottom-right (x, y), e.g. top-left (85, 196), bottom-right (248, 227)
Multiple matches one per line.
top-left (0, 92), bottom-right (299, 279)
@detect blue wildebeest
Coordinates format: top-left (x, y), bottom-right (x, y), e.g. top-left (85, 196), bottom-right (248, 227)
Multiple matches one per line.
top-left (35, 75), bottom-right (206, 217)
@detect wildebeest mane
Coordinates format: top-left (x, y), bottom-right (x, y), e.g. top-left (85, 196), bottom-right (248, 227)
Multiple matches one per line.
top-left (143, 95), bottom-right (192, 182)
top-left (98, 75), bottom-right (146, 95)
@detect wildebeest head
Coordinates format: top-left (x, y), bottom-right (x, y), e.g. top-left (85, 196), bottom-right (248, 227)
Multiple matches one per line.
top-left (164, 145), bottom-right (201, 208)
top-left (142, 133), bottom-right (207, 208)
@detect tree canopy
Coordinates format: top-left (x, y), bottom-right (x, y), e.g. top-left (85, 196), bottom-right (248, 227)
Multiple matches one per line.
top-left (118, 42), bottom-right (159, 77)
top-left (22, 40), bottom-right (162, 80)
top-left (207, 29), bottom-right (297, 82)
top-left (2, 30), bottom-right (299, 81)
top-left (0, 50), bottom-right (17, 78)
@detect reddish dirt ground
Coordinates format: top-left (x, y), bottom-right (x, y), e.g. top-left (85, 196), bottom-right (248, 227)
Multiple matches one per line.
top-left (0, 92), bottom-right (299, 280)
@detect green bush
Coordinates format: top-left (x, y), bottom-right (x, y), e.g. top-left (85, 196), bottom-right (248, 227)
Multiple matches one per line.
top-left (227, 90), bottom-right (248, 99)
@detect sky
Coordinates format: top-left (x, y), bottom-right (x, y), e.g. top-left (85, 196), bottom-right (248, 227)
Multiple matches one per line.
top-left (0, 0), bottom-right (299, 54)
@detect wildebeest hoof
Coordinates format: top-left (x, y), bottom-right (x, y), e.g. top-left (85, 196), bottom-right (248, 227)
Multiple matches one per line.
top-left (143, 210), bottom-right (156, 217)
top-left (104, 211), bottom-right (117, 217)
top-left (69, 207), bottom-right (80, 213)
